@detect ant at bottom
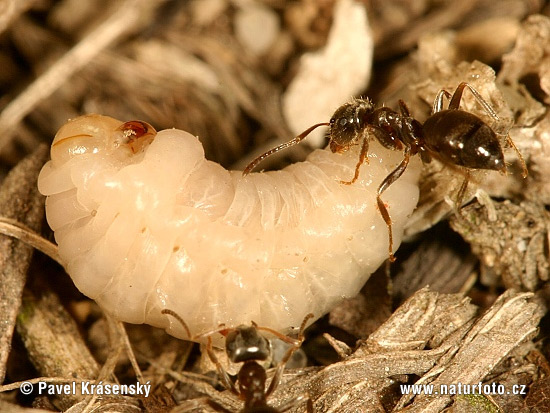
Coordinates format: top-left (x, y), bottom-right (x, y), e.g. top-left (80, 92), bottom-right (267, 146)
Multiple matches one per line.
top-left (162, 309), bottom-right (314, 413)
top-left (243, 82), bottom-right (527, 262)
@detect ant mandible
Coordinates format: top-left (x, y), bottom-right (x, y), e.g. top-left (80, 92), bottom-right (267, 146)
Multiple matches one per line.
top-left (243, 82), bottom-right (527, 262)
top-left (161, 309), bottom-right (313, 413)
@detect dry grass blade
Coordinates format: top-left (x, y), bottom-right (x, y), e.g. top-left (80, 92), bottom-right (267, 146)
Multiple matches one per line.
top-left (0, 0), bottom-right (36, 36)
top-left (0, 216), bottom-right (61, 265)
top-left (0, 0), bottom-right (162, 155)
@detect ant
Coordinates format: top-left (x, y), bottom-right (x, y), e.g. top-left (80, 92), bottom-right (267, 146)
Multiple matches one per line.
top-left (161, 309), bottom-right (314, 412)
top-left (243, 82), bottom-right (527, 262)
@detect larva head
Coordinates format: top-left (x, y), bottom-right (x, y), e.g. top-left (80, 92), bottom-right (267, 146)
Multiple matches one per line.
top-left (329, 98), bottom-right (374, 153)
top-left (50, 114), bottom-right (156, 165)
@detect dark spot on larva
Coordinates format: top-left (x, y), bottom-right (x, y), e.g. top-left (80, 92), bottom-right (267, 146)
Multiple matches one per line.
top-left (116, 120), bottom-right (156, 154)
top-left (114, 212), bottom-right (120, 218)
top-left (91, 210), bottom-right (97, 217)
top-left (173, 246), bottom-right (180, 252)
top-left (141, 227), bottom-right (146, 233)
top-left (221, 269), bottom-right (228, 274)
top-left (303, 256), bottom-right (309, 263)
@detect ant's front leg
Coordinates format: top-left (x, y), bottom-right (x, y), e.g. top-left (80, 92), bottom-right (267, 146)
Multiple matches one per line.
top-left (204, 336), bottom-right (240, 396)
top-left (340, 124), bottom-right (401, 185)
top-left (376, 146), bottom-right (411, 262)
top-left (339, 130), bottom-right (369, 185)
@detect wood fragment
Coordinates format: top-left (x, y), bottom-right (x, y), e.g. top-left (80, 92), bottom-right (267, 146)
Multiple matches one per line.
top-left (15, 282), bottom-right (100, 410)
top-left (0, 0), bottom-right (162, 155)
top-left (0, 145), bottom-right (48, 384)
top-left (394, 291), bottom-right (544, 412)
top-left (0, 0), bottom-right (36, 36)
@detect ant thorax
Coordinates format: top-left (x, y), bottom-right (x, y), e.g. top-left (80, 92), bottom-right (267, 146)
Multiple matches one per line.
top-left (329, 98), bottom-right (374, 152)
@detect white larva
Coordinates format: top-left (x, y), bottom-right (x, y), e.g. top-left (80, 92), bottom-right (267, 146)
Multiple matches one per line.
top-left (38, 114), bottom-right (421, 341)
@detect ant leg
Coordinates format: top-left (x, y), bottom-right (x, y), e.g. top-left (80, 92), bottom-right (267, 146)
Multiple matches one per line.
top-left (376, 146), bottom-right (411, 262)
top-left (243, 122), bottom-right (330, 175)
top-left (340, 133), bottom-right (369, 185)
top-left (193, 324), bottom-right (233, 341)
top-left (161, 310), bottom-right (240, 397)
top-left (307, 398), bottom-right (314, 413)
top-left (432, 89), bottom-right (452, 114)
top-left (455, 169), bottom-right (470, 211)
top-left (449, 82), bottom-right (500, 122)
top-left (256, 313), bottom-right (313, 347)
top-left (450, 83), bottom-right (528, 177)
top-left (505, 134), bottom-right (528, 178)
top-left (161, 311), bottom-right (240, 396)
top-left (265, 313), bottom-right (313, 397)
top-left (205, 336), bottom-right (240, 396)
top-left (398, 100), bottom-right (411, 117)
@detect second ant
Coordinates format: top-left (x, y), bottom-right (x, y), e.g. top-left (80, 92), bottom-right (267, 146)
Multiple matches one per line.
top-left (162, 309), bottom-right (313, 412)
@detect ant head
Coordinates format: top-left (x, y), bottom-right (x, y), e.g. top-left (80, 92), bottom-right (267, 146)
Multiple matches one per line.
top-left (329, 98), bottom-right (374, 152)
top-left (226, 325), bottom-right (271, 363)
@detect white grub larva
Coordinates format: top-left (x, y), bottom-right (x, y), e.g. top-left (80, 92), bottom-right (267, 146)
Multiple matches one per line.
top-left (37, 114), bottom-right (421, 341)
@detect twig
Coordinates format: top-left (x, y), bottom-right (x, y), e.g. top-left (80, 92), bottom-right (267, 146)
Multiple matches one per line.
top-left (0, 0), bottom-right (35, 35)
top-left (0, 0), bottom-right (161, 154)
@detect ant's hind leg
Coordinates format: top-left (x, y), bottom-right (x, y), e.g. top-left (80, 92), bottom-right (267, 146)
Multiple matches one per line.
top-left (456, 171), bottom-right (470, 209)
top-left (450, 170), bottom-right (471, 224)
top-left (376, 147), bottom-right (411, 262)
top-left (505, 134), bottom-right (528, 178)
top-left (449, 83), bottom-right (499, 122)
top-left (433, 89), bottom-right (452, 114)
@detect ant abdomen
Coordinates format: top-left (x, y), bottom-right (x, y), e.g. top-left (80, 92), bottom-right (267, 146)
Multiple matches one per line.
top-left (423, 110), bottom-right (505, 172)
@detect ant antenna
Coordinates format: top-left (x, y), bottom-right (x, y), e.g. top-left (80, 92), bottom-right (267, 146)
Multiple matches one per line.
top-left (243, 123), bottom-right (330, 175)
top-left (161, 308), bottom-right (191, 338)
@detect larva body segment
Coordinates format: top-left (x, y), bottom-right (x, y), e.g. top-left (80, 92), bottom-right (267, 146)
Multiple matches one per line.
top-left (38, 114), bottom-right (421, 341)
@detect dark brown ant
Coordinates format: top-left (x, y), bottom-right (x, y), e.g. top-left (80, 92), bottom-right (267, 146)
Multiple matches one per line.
top-left (243, 82), bottom-right (527, 262)
top-left (161, 309), bottom-right (313, 413)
